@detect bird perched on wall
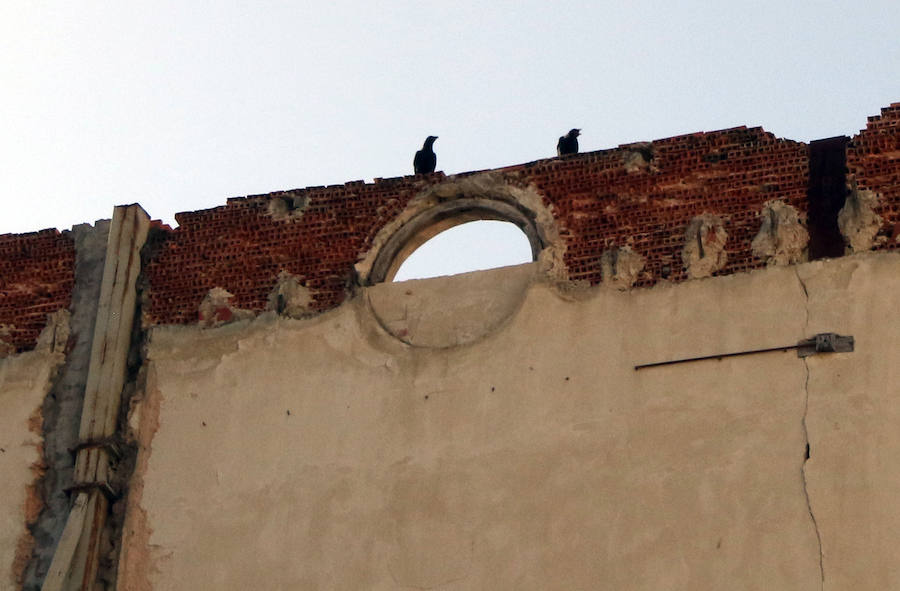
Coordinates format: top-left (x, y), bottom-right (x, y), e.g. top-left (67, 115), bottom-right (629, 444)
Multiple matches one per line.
top-left (557, 129), bottom-right (581, 156)
top-left (414, 136), bottom-right (438, 174)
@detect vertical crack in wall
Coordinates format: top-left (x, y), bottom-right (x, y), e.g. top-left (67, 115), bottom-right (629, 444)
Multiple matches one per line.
top-left (796, 268), bottom-right (824, 589)
top-left (796, 267), bottom-right (810, 330)
top-left (801, 359), bottom-right (824, 589)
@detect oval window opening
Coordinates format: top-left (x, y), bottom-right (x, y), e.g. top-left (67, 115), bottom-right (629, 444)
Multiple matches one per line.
top-left (392, 220), bottom-right (534, 282)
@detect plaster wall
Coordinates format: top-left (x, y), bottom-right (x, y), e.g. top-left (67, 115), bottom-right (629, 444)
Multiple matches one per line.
top-left (120, 253), bottom-right (899, 590)
top-left (0, 347), bottom-right (64, 588)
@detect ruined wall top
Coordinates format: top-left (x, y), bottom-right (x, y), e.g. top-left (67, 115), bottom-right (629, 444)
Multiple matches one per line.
top-left (2, 102), bottom-right (900, 352)
top-left (144, 126), bottom-right (809, 326)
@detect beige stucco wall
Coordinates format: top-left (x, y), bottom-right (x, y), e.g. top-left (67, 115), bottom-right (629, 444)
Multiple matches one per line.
top-left (119, 253), bottom-right (900, 590)
top-left (0, 344), bottom-right (64, 588)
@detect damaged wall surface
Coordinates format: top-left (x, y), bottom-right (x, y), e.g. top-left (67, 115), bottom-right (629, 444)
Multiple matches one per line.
top-left (2, 103), bottom-right (898, 357)
top-left (798, 255), bottom-right (900, 588)
top-left (0, 338), bottom-right (65, 589)
top-left (141, 126), bottom-right (811, 325)
top-left (1, 102), bottom-right (900, 590)
top-left (117, 253), bottom-right (898, 590)
top-left (0, 221), bottom-right (110, 591)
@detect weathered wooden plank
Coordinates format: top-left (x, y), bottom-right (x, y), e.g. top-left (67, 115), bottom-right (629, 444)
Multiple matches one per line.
top-left (78, 205), bottom-right (149, 442)
top-left (41, 491), bottom-right (108, 591)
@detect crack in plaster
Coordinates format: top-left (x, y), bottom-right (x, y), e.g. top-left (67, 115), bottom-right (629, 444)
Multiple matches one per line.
top-left (795, 268), bottom-right (824, 589)
top-left (795, 267), bottom-right (810, 331)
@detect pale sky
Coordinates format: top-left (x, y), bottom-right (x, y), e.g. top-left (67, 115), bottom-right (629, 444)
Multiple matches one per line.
top-left (2, 1), bottom-right (898, 240)
top-left (393, 221), bottom-right (533, 281)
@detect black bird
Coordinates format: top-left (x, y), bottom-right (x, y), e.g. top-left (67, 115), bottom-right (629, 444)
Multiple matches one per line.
top-left (414, 136), bottom-right (438, 174)
top-left (557, 128), bottom-right (581, 156)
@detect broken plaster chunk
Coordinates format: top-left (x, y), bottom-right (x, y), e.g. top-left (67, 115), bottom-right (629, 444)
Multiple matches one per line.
top-left (838, 185), bottom-right (883, 253)
top-left (198, 287), bottom-right (254, 328)
top-left (34, 309), bottom-right (71, 353)
top-left (681, 213), bottom-right (728, 279)
top-left (601, 246), bottom-right (645, 288)
top-left (621, 142), bottom-right (658, 174)
top-left (537, 245), bottom-right (568, 283)
top-left (751, 200), bottom-right (809, 266)
top-left (266, 271), bottom-right (314, 319)
top-left (266, 193), bottom-right (309, 220)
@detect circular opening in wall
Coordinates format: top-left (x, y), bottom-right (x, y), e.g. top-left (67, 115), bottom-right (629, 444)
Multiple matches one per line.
top-left (365, 197), bottom-right (545, 285)
top-left (362, 192), bottom-right (553, 347)
top-left (392, 220), bottom-right (533, 282)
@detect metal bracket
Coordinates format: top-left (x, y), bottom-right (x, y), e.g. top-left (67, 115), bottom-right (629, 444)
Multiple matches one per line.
top-left (69, 436), bottom-right (124, 459)
top-left (634, 332), bottom-right (854, 370)
top-left (796, 332), bottom-right (854, 358)
top-left (67, 437), bottom-right (125, 500)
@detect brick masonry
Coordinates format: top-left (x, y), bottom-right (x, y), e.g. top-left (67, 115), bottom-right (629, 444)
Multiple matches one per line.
top-left (144, 177), bottom-right (435, 325)
top-left (513, 127), bottom-right (809, 285)
top-left (2, 103), bottom-right (899, 349)
top-left (144, 125), bottom-right (810, 324)
top-left (847, 103), bottom-right (900, 248)
top-left (0, 230), bottom-right (75, 352)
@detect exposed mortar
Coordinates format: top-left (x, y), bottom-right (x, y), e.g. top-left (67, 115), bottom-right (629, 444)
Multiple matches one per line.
top-left (751, 200), bottom-right (809, 266)
top-left (681, 213), bottom-right (728, 278)
top-left (837, 183), bottom-right (883, 253)
top-left (621, 142), bottom-right (658, 174)
top-left (265, 193), bottom-right (310, 221)
top-left (600, 246), bottom-right (645, 288)
top-left (198, 287), bottom-right (256, 328)
top-left (266, 271), bottom-right (315, 319)
top-left (21, 220), bottom-right (110, 590)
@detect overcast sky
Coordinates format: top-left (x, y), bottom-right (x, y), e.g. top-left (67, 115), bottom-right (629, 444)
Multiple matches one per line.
top-left (2, 1), bottom-right (898, 239)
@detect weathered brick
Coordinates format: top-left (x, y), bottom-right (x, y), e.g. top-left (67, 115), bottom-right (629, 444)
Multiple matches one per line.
top-left (145, 126), bottom-right (809, 324)
top-left (0, 230), bottom-right (75, 352)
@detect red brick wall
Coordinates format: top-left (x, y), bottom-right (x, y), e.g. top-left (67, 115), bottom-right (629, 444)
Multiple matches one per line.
top-left (0, 230), bottom-right (75, 352)
top-left (6, 105), bottom-right (896, 342)
top-left (144, 178), bottom-right (440, 325)
top-left (514, 127), bottom-right (808, 285)
top-left (145, 126), bottom-right (809, 324)
top-left (847, 102), bottom-right (900, 248)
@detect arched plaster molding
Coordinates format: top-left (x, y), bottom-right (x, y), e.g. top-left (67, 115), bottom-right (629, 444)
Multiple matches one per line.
top-left (355, 173), bottom-right (566, 285)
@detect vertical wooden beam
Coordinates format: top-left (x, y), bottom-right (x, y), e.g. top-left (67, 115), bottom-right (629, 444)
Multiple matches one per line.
top-left (73, 205), bottom-right (149, 490)
top-left (42, 492), bottom-right (108, 591)
top-left (43, 205), bottom-right (150, 591)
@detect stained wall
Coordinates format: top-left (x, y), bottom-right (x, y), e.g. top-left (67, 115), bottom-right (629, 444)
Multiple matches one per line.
top-left (119, 252), bottom-right (900, 590)
top-left (0, 324), bottom-right (66, 589)
top-left (1, 102), bottom-right (898, 590)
